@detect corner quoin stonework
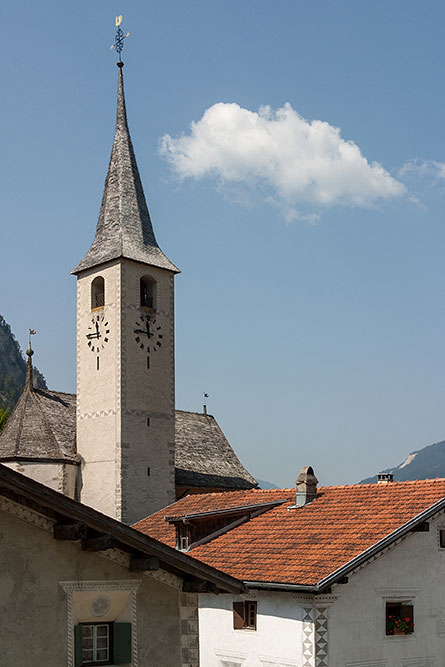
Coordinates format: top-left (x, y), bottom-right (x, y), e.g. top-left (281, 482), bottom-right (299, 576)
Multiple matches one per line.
top-left (180, 592), bottom-right (200, 667)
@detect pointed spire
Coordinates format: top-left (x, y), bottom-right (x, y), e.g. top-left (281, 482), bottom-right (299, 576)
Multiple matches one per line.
top-left (25, 346), bottom-right (34, 392)
top-left (73, 63), bottom-right (179, 275)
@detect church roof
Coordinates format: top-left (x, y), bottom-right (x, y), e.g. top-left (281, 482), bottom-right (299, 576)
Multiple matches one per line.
top-left (175, 410), bottom-right (257, 490)
top-left (72, 64), bottom-right (178, 275)
top-left (0, 379), bottom-right (78, 463)
top-left (0, 392), bottom-right (256, 490)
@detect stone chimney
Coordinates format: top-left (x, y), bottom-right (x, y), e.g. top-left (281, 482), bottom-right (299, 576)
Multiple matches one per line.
top-left (377, 472), bottom-right (394, 484)
top-left (295, 466), bottom-right (318, 507)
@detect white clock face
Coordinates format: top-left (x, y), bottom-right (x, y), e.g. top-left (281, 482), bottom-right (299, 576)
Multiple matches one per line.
top-left (133, 314), bottom-right (163, 354)
top-left (85, 314), bottom-right (110, 353)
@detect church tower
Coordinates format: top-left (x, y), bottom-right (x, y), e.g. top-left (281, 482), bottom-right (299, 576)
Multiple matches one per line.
top-left (72, 61), bottom-right (179, 525)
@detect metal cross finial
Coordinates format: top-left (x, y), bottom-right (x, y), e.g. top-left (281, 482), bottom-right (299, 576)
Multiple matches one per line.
top-left (110, 15), bottom-right (130, 61)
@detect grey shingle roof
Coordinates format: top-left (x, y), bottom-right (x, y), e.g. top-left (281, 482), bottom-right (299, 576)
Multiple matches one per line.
top-left (72, 65), bottom-right (179, 275)
top-left (0, 393), bottom-right (257, 490)
top-left (175, 410), bottom-right (257, 490)
top-left (0, 386), bottom-right (77, 463)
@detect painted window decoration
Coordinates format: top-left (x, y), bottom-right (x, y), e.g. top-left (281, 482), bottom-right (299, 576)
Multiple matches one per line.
top-left (140, 276), bottom-right (156, 309)
top-left (233, 601), bottom-right (257, 630)
top-left (91, 277), bottom-right (105, 310)
top-left (74, 622), bottom-right (131, 666)
top-left (439, 529), bottom-right (445, 548)
top-left (385, 601), bottom-right (414, 635)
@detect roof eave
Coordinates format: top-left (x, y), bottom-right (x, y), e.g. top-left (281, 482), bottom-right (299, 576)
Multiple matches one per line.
top-left (0, 464), bottom-right (244, 594)
top-left (313, 495), bottom-right (445, 592)
top-left (0, 456), bottom-right (79, 464)
top-left (71, 253), bottom-right (180, 276)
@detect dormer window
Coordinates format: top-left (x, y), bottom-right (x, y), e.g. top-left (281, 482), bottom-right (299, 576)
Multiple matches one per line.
top-left (170, 500), bottom-right (286, 552)
top-left (140, 276), bottom-right (156, 310)
top-left (180, 536), bottom-right (190, 551)
top-left (91, 277), bottom-right (105, 310)
top-left (176, 523), bottom-right (191, 551)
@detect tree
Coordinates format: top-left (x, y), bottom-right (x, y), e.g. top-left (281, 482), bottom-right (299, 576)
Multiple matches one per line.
top-left (0, 406), bottom-right (9, 433)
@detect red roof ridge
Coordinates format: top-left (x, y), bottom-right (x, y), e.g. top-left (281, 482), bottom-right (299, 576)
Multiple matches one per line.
top-left (317, 477), bottom-right (445, 491)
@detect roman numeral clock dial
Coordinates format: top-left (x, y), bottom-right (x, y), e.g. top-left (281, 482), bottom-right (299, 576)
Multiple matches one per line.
top-left (85, 315), bottom-right (110, 353)
top-left (134, 314), bottom-right (163, 369)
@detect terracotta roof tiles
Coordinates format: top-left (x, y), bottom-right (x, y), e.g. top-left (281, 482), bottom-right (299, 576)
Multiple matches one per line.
top-left (134, 479), bottom-right (445, 586)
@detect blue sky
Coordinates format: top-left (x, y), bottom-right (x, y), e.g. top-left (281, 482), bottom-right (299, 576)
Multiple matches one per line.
top-left (2, 1), bottom-right (445, 487)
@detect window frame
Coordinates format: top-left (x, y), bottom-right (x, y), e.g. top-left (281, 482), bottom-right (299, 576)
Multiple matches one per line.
top-left (91, 276), bottom-right (105, 311)
top-left (140, 276), bottom-right (156, 310)
top-left (80, 622), bottom-right (113, 666)
top-left (385, 601), bottom-right (414, 636)
top-left (233, 600), bottom-right (257, 631)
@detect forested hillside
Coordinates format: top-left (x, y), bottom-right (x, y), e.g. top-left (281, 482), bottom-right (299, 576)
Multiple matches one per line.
top-left (0, 315), bottom-right (46, 412)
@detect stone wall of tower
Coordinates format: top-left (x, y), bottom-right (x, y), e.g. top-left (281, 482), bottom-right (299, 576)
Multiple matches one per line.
top-left (120, 259), bottom-right (176, 523)
top-left (76, 259), bottom-right (175, 525)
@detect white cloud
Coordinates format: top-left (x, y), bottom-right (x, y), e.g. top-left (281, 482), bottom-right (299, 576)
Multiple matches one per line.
top-left (160, 102), bottom-right (405, 218)
top-left (399, 159), bottom-right (445, 182)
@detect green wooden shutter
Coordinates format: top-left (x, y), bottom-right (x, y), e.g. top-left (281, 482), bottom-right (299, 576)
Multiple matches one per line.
top-left (74, 625), bottom-right (83, 667)
top-left (113, 623), bottom-right (132, 664)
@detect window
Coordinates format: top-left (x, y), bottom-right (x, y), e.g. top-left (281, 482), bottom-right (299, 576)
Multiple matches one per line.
top-left (91, 277), bottom-right (105, 310)
top-left (439, 529), bottom-right (445, 548)
top-left (233, 601), bottom-right (257, 630)
top-left (386, 601), bottom-right (414, 635)
top-left (140, 276), bottom-right (156, 309)
top-left (74, 622), bottom-right (131, 666)
top-left (80, 623), bottom-right (111, 664)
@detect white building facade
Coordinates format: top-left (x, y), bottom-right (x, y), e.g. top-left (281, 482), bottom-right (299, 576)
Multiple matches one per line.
top-left (198, 513), bottom-right (445, 666)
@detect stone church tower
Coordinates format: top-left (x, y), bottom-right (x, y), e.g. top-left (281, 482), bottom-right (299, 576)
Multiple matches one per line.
top-left (72, 63), bottom-right (179, 525)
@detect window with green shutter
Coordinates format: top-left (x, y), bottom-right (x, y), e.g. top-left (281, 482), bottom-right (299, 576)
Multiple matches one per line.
top-left (73, 622), bottom-right (131, 665)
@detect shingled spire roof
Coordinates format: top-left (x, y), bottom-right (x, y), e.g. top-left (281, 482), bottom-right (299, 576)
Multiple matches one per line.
top-left (0, 349), bottom-right (78, 463)
top-left (72, 63), bottom-right (179, 275)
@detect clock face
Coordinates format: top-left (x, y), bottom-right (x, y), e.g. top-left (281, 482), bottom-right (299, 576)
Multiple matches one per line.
top-left (85, 314), bottom-right (110, 353)
top-left (133, 314), bottom-right (163, 354)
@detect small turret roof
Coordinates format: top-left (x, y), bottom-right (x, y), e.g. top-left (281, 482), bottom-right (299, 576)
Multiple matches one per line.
top-left (72, 64), bottom-right (179, 275)
top-left (0, 371), bottom-right (78, 464)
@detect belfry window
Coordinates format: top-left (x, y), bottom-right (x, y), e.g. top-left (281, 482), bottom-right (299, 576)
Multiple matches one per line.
top-left (140, 276), bottom-right (156, 309)
top-left (91, 277), bottom-right (105, 310)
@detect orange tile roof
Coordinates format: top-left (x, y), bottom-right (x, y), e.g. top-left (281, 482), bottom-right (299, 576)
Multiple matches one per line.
top-left (134, 479), bottom-right (445, 586)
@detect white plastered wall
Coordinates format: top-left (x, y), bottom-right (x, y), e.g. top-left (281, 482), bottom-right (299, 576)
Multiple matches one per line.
top-left (198, 513), bottom-right (445, 667)
top-left (328, 512), bottom-right (445, 665)
top-left (4, 461), bottom-right (78, 498)
top-left (199, 590), bottom-right (305, 667)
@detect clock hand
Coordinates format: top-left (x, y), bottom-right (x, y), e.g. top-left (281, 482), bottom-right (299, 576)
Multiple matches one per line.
top-left (86, 332), bottom-right (100, 339)
top-left (134, 328), bottom-right (149, 336)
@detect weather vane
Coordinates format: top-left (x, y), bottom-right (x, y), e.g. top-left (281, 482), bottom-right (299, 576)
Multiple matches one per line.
top-left (28, 329), bottom-right (36, 352)
top-left (110, 15), bottom-right (130, 62)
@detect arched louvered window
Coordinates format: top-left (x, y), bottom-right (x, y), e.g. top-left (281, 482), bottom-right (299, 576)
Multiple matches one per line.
top-left (91, 276), bottom-right (105, 309)
top-left (140, 276), bottom-right (156, 309)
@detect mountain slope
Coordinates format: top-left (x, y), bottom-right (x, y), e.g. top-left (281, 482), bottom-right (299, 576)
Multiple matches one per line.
top-left (360, 439), bottom-right (445, 484)
top-left (0, 315), bottom-right (46, 410)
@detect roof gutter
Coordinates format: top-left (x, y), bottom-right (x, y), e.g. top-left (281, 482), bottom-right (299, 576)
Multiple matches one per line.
top-left (244, 581), bottom-right (317, 593)
top-left (244, 495), bottom-right (445, 594)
